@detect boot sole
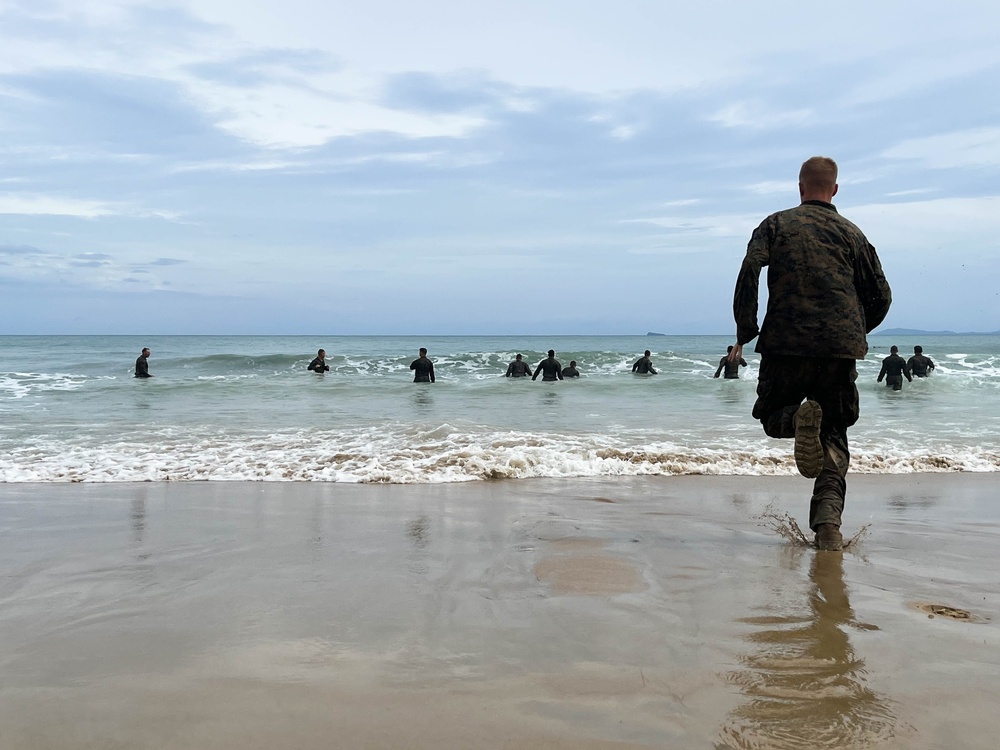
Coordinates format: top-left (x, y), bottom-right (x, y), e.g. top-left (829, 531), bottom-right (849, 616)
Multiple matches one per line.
top-left (793, 400), bottom-right (824, 479)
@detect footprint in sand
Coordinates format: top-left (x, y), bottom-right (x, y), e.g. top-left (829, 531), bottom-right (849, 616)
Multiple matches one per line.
top-left (914, 602), bottom-right (985, 622)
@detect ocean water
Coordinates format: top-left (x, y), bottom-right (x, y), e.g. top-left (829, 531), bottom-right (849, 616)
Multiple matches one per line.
top-left (1, 334), bottom-right (998, 482)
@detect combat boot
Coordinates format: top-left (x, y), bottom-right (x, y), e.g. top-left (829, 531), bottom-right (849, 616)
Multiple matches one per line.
top-left (815, 523), bottom-right (843, 551)
top-left (793, 399), bottom-right (824, 478)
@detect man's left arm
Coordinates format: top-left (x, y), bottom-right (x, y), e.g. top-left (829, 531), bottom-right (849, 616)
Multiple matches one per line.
top-left (854, 241), bottom-right (892, 333)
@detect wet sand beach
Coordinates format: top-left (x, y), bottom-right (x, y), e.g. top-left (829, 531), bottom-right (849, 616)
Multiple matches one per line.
top-left (1, 474), bottom-right (998, 749)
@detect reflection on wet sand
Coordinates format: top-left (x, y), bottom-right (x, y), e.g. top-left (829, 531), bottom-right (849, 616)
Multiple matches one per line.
top-left (407, 514), bottom-right (431, 576)
top-left (717, 552), bottom-right (896, 749)
top-left (412, 389), bottom-right (434, 409)
top-left (129, 496), bottom-right (145, 544)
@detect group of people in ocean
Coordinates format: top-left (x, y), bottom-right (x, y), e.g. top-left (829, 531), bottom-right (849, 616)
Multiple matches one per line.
top-left (307, 348), bottom-right (629, 382)
top-left (877, 345), bottom-right (936, 390)
top-left (134, 342), bottom-right (937, 389)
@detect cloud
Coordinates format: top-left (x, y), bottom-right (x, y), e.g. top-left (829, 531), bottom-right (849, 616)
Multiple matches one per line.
top-left (148, 258), bottom-right (187, 266)
top-left (882, 127), bottom-right (1000, 169)
top-left (621, 213), bottom-right (762, 239)
top-left (708, 101), bottom-right (813, 130)
top-left (851, 196), bottom-right (1000, 241)
top-left (0, 243), bottom-right (45, 256)
top-left (1, 0), bottom-right (999, 334)
top-left (745, 181), bottom-right (794, 196)
top-left (187, 48), bottom-right (341, 87)
top-left (0, 194), bottom-right (115, 217)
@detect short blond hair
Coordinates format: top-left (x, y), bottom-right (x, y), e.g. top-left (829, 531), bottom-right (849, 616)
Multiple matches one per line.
top-left (799, 156), bottom-right (838, 192)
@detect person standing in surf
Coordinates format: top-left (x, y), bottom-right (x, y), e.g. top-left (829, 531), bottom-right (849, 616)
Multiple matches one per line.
top-left (907, 345), bottom-right (936, 377)
top-left (729, 156), bottom-right (892, 551)
top-left (505, 354), bottom-right (532, 378)
top-left (632, 350), bottom-right (657, 374)
top-left (877, 346), bottom-right (911, 390)
top-left (134, 347), bottom-right (153, 378)
top-left (308, 349), bottom-right (330, 373)
top-left (531, 350), bottom-right (563, 381)
top-left (715, 345), bottom-right (748, 379)
top-left (410, 348), bottom-right (435, 383)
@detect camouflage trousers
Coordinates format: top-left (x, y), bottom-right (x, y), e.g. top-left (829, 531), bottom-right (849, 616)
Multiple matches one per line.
top-left (752, 355), bottom-right (859, 531)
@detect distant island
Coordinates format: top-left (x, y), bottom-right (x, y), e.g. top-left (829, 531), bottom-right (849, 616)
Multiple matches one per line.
top-left (646, 332), bottom-right (667, 336)
top-left (874, 328), bottom-right (1000, 336)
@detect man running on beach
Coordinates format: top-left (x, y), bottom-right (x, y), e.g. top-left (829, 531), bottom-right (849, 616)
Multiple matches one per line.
top-left (907, 345), bottom-right (936, 377)
top-left (134, 347), bottom-right (153, 378)
top-left (410, 348), bottom-right (435, 383)
top-left (877, 346), bottom-right (912, 390)
top-left (632, 350), bottom-right (657, 374)
top-left (729, 156), bottom-right (892, 551)
top-left (532, 350), bottom-right (563, 381)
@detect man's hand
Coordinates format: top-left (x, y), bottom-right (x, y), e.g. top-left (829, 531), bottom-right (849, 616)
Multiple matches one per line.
top-left (727, 343), bottom-right (743, 363)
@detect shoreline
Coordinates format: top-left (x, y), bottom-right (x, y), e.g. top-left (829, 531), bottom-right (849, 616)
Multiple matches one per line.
top-left (1, 474), bottom-right (997, 748)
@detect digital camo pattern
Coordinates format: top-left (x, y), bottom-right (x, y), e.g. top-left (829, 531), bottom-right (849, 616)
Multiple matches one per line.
top-left (733, 200), bottom-right (892, 359)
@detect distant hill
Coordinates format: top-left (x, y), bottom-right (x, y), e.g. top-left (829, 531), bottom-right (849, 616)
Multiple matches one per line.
top-left (874, 328), bottom-right (1000, 336)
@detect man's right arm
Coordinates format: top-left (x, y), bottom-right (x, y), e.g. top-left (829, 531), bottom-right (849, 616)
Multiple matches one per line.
top-left (733, 219), bottom-right (772, 347)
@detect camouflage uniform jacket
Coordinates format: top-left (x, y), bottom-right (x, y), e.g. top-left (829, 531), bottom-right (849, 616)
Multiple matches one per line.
top-left (733, 200), bottom-right (891, 359)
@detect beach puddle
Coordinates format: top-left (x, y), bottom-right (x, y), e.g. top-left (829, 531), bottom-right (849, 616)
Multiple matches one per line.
top-left (547, 537), bottom-right (607, 551)
top-left (913, 602), bottom-right (986, 623)
top-left (532, 534), bottom-right (646, 595)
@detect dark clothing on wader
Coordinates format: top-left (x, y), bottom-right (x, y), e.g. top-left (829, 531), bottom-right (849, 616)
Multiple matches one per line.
top-left (532, 357), bottom-right (563, 381)
top-left (632, 356), bottom-right (656, 374)
top-left (878, 354), bottom-right (911, 390)
top-left (715, 355), bottom-right (747, 379)
top-left (410, 356), bottom-right (435, 383)
top-left (135, 356), bottom-right (151, 378)
top-left (505, 360), bottom-right (531, 377)
top-left (308, 357), bottom-right (329, 372)
top-left (907, 354), bottom-right (935, 377)
top-left (733, 199), bottom-right (891, 531)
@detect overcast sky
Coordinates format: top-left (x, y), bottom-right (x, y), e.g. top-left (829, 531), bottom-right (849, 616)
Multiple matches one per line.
top-left (2, 0), bottom-right (999, 335)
